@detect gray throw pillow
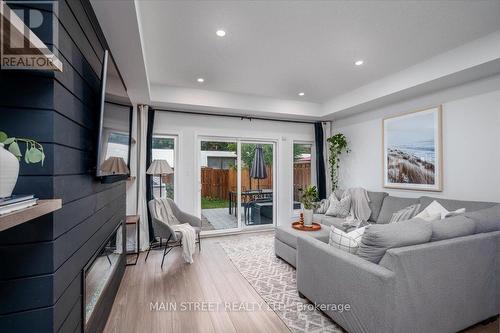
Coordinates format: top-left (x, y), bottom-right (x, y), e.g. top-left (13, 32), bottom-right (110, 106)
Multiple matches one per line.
top-left (389, 204), bottom-right (421, 223)
top-left (465, 204), bottom-right (500, 233)
top-left (357, 219), bottom-right (432, 264)
top-left (334, 189), bottom-right (345, 200)
top-left (429, 215), bottom-right (476, 242)
top-left (314, 198), bottom-right (330, 214)
top-left (325, 195), bottom-right (351, 218)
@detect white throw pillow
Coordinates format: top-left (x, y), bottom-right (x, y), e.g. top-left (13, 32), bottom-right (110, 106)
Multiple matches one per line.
top-left (415, 200), bottom-right (466, 220)
top-left (444, 208), bottom-right (466, 218)
top-left (325, 194), bottom-right (351, 218)
top-left (329, 226), bottom-right (366, 254)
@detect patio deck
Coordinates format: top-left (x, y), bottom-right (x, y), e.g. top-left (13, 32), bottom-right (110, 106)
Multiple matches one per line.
top-left (201, 208), bottom-right (237, 231)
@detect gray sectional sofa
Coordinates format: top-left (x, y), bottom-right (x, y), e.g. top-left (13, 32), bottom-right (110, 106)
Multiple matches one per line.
top-left (275, 192), bottom-right (500, 333)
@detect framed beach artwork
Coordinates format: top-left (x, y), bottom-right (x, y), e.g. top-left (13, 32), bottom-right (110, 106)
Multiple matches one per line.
top-left (383, 106), bottom-right (443, 191)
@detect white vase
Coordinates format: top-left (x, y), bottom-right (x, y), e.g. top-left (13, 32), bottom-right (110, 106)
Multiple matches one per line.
top-left (0, 143), bottom-right (20, 198)
top-left (303, 209), bottom-right (313, 226)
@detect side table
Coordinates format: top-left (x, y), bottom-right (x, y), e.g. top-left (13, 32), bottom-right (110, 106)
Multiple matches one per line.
top-left (126, 215), bottom-right (140, 266)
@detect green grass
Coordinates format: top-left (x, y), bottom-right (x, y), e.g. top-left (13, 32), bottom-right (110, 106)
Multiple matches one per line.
top-left (201, 197), bottom-right (230, 209)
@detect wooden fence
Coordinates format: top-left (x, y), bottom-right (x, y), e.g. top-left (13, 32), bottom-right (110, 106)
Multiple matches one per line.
top-left (293, 162), bottom-right (311, 201)
top-left (201, 168), bottom-right (230, 200)
top-left (201, 162), bottom-right (310, 201)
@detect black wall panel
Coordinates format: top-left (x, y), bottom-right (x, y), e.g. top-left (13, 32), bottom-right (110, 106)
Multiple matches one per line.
top-left (0, 1), bottom-right (127, 332)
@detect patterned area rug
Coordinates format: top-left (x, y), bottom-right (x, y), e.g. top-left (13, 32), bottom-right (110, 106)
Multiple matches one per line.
top-left (218, 234), bottom-right (342, 333)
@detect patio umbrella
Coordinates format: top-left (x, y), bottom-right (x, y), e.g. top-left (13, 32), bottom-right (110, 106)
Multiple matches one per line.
top-left (250, 145), bottom-right (267, 190)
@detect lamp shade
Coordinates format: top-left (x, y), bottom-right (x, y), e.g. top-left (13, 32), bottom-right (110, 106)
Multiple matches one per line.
top-left (100, 156), bottom-right (129, 174)
top-left (146, 159), bottom-right (173, 175)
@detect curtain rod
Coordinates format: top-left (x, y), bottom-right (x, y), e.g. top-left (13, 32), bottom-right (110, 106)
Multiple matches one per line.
top-left (152, 107), bottom-right (317, 125)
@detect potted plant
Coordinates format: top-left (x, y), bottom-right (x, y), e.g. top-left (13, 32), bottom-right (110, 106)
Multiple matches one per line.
top-left (0, 131), bottom-right (45, 198)
top-left (327, 133), bottom-right (350, 192)
top-left (299, 185), bottom-right (319, 226)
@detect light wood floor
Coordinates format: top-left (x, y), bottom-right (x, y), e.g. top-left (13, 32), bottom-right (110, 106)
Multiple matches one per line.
top-left (104, 232), bottom-right (290, 333)
top-left (104, 232), bottom-right (499, 333)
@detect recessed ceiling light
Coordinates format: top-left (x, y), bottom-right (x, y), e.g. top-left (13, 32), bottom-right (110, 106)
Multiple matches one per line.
top-left (354, 60), bottom-right (364, 66)
top-left (197, 78), bottom-right (204, 83)
top-left (216, 30), bottom-right (226, 37)
top-left (298, 92), bottom-right (305, 96)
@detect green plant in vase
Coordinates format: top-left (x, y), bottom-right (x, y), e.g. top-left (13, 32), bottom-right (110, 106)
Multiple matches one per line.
top-left (327, 133), bottom-right (350, 192)
top-left (299, 185), bottom-right (319, 226)
top-left (0, 131), bottom-right (45, 198)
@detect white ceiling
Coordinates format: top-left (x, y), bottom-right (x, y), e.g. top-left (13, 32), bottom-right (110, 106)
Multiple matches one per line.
top-left (137, 0), bottom-right (500, 104)
top-left (92, 0), bottom-right (500, 120)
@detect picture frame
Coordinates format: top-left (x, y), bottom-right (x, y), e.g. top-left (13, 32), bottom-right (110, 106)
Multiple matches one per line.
top-left (383, 106), bottom-right (443, 191)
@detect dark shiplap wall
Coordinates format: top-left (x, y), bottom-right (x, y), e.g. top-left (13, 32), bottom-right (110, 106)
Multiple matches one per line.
top-left (0, 1), bottom-right (126, 332)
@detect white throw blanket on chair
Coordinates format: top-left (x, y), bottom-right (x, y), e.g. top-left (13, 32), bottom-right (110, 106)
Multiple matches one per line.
top-left (153, 198), bottom-right (196, 264)
top-left (170, 224), bottom-right (196, 264)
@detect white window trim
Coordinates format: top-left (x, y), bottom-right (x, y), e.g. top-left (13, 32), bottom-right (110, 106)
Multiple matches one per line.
top-left (291, 140), bottom-right (315, 219)
top-left (152, 133), bottom-right (179, 202)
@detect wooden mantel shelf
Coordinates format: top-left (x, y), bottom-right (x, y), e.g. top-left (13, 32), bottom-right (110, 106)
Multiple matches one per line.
top-left (0, 199), bottom-right (62, 232)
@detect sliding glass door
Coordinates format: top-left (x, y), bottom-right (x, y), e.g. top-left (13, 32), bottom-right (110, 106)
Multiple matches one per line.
top-left (199, 138), bottom-right (276, 234)
top-left (199, 139), bottom-right (238, 232)
top-left (240, 142), bottom-right (275, 228)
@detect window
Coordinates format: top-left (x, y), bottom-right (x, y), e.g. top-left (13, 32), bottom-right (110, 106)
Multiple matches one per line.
top-left (152, 135), bottom-right (176, 199)
top-left (293, 142), bottom-right (313, 215)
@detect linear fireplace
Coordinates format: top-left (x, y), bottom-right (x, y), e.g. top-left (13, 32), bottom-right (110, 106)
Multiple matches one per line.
top-left (83, 222), bottom-right (125, 332)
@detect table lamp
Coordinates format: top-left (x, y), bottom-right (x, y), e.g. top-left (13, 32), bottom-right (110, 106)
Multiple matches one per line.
top-left (100, 156), bottom-right (129, 175)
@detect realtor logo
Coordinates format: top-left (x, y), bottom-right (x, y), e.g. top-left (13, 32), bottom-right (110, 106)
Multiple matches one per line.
top-left (1, 1), bottom-right (61, 70)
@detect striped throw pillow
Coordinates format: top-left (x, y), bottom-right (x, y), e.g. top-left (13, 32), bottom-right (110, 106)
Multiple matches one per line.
top-left (328, 226), bottom-right (367, 254)
top-left (390, 204), bottom-right (421, 223)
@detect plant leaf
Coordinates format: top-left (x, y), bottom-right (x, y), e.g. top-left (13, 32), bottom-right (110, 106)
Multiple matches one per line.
top-left (27, 148), bottom-right (43, 163)
top-left (8, 141), bottom-right (22, 158)
top-left (25, 143), bottom-right (30, 164)
top-left (3, 137), bottom-right (15, 145)
top-left (0, 132), bottom-right (7, 143)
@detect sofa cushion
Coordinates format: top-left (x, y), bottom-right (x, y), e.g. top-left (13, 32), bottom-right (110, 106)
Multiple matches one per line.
top-left (377, 196), bottom-right (420, 224)
top-left (419, 196), bottom-right (496, 213)
top-left (367, 191), bottom-right (389, 222)
top-left (275, 223), bottom-right (330, 249)
top-left (429, 216), bottom-right (476, 241)
top-left (312, 213), bottom-right (324, 224)
top-left (465, 204), bottom-right (500, 233)
top-left (357, 219), bottom-right (432, 263)
top-left (317, 215), bottom-right (346, 229)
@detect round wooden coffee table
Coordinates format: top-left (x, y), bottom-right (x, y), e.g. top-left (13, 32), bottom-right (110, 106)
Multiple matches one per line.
top-left (291, 221), bottom-right (321, 231)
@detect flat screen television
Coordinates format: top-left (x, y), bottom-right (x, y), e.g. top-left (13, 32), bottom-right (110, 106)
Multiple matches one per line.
top-left (96, 50), bottom-right (132, 183)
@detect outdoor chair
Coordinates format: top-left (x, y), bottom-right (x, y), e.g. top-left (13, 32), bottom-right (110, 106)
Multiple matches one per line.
top-left (245, 197), bottom-right (273, 225)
